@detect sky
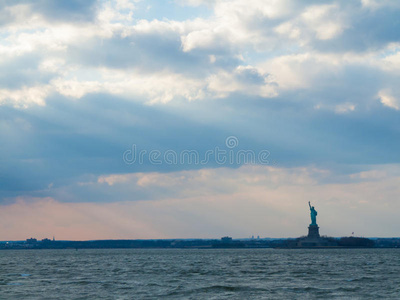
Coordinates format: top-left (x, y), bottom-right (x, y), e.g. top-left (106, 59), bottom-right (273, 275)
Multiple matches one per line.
top-left (1, 0), bottom-right (400, 240)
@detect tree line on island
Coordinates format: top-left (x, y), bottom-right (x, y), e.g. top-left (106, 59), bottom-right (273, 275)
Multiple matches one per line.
top-left (1, 235), bottom-right (397, 250)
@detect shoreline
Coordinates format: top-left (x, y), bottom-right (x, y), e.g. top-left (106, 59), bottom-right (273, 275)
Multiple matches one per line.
top-left (1, 237), bottom-right (399, 250)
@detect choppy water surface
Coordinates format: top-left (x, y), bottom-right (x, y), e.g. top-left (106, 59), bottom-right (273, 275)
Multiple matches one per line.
top-left (0, 248), bottom-right (399, 299)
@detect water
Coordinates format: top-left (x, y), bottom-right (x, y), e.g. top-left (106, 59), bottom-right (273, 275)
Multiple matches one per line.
top-left (0, 248), bottom-right (399, 299)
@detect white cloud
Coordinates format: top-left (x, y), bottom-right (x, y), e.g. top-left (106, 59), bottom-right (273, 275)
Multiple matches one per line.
top-left (47, 64), bottom-right (276, 104)
top-left (378, 43), bottom-right (400, 72)
top-left (259, 53), bottom-right (346, 91)
top-left (115, 0), bottom-right (137, 10)
top-left (274, 22), bottom-right (301, 40)
top-left (301, 4), bottom-right (345, 40)
top-left (0, 86), bottom-right (49, 108)
top-left (379, 90), bottom-right (400, 110)
top-left (0, 0), bottom-right (399, 110)
top-left (51, 78), bottom-right (102, 99)
top-left (335, 102), bottom-right (356, 114)
top-left (102, 70), bottom-right (206, 103)
top-left (383, 52), bottom-right (400, 70)
top-left (214, 0), bottom-right (296, 20)
top-left (181, 27), bottom-right (229, 53)
top-left (98, 174), bottom-right (131, 186)
top-left (96, 165), bottom-right (327, 200)
top-left (38, 58), bottom-right (66, 73)
top-left (176, 0), bottom-right (216, 7)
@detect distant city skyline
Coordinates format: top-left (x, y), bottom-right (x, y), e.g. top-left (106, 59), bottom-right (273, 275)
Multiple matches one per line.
top-left (1, 0), bottom-right (400, 240)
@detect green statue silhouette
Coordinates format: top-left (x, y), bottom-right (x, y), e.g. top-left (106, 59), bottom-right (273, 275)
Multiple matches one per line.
top-left (308, 201), bottom-right (317, 226)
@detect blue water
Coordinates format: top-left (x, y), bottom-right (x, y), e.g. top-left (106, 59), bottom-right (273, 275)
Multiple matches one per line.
top-left (0, 248), bottom-right (399, 299)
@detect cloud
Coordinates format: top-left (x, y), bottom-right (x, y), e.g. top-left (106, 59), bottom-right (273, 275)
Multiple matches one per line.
top-left (206, 65), bottom-right (277, 98)
top-left (1, 0), bottom-right (400, 239)
top-left (2, 164), bottom-right (400, 239)
top-left (334, 102), bottom-right (356, 114)
top-left (0, 85), bottom-right (49, 107)
top-left (2, 87), bottom-right (400, 203)
top-left (1, 0), bottom-right (400, 107)
top-left (361, 0), bottom-right (400, 10)
top-left (378, 90), bottom-right (400, 110)
top-left (0, 0), bottom-right (98, 26)
top-left (300, 4), bottom-right (345, 40)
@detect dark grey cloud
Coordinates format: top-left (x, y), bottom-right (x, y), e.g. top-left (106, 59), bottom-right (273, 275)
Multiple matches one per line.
top-left (31, 0), bottom-right (98, 22)
top-left (0, 54), bottom-right (55, 89)
top-left (67, 32), bottom-right (230, 76)
top-left (2, 87), bottom-right (400, 203)
top-left (235, 67), bottom-right (266, 85)
top-left (292, 0), bottom-right (400, 53)
top-left (0, 93), bottom-right (228, 201)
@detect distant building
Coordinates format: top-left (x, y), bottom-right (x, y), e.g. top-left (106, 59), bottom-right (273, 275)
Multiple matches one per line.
top-left (214, 236), bottom-right (245, 248)
top-left (26, 238), bottom-right (37, 244)
top-left (221, 236), bottom-right (233, 243)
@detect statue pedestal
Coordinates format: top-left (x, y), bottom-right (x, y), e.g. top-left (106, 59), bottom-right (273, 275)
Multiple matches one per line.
top-left (307, 225), bottom-right (320, 238)
top-left (297, 224), bottom-right (324, 247)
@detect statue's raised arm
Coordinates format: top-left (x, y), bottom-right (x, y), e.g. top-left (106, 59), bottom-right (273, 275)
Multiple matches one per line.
top-left (308, 201), bottom-right (311, 209)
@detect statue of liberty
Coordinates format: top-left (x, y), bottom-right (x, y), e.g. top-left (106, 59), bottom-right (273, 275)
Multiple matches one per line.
top-left (308, 201), bottom-right (317, 226)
